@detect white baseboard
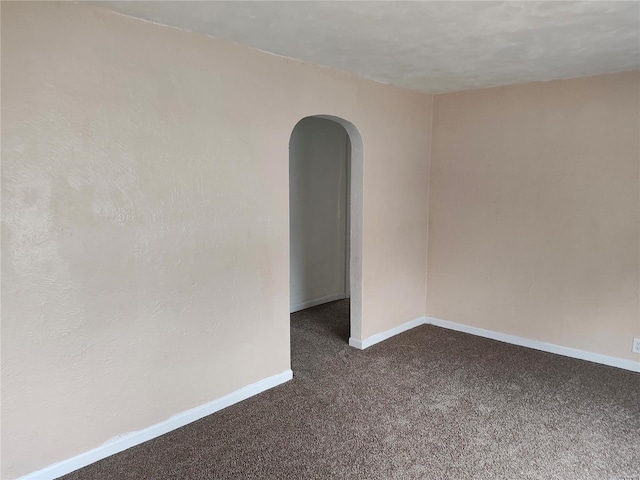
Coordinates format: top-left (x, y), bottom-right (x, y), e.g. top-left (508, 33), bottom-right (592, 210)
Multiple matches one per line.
top-left (426, 317), bottom-right (640, 373)
top-left (19, 369), bottom-right (293, 480)
top-left (290, 292), bottom-right (347, 313)
top-left (349, 316), bottom-right (427, 349)
top-left (348, 314), bottom-right (639, 373)
top-left (18, 317), bottom-right (638, 479)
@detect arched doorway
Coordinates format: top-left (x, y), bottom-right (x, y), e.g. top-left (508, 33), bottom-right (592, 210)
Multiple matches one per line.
top-left (289, 115), bottom-right (363, 344)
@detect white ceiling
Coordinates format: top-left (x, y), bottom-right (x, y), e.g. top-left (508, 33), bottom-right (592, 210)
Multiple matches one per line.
top-left (93, 1), bottom-right (640, 94)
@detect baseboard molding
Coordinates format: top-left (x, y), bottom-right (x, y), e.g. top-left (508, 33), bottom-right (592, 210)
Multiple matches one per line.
top-left (349, 316), bottom-right (427, 349)
top-left (19, 369), bottom-right (293, 480)
top-left (426, 317), bottom-right (640, 373)
top-left (290, 292), bottom-right (347, 313)
top-left (348, 314), bottom-right (638, 373)
top-left (18, 317), bottom-right (637, 479)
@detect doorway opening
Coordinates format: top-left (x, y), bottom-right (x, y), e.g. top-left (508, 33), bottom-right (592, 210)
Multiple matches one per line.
top-left (289, 115), bottom-right (363, 345)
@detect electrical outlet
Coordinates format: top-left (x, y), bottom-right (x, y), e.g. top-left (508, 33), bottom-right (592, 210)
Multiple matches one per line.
top-left (633, 338), bottom-right (640, 354)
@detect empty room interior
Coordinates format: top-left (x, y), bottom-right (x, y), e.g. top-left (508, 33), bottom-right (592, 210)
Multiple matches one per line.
top-left (2, 1), bottom-right (640, 479)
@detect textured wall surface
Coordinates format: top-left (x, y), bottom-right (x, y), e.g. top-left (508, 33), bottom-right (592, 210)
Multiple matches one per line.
top-left (1, 3), bottom-right (431, 478)
top-left (428, 71), bottom-right (640, 362)
top-left (289, 117), bottom-right (349, 312)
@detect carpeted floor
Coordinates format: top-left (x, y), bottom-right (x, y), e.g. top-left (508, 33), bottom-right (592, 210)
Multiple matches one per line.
top-left (62, 300), bottom-right (640, 479)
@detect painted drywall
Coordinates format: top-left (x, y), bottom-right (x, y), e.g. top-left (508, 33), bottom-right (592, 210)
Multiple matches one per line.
top-left (289, 117), bottom-right (349, 312)
top-left (427, 71), bottom-right (640, 363)
top-left (1, 2), bottom-right (431, 478)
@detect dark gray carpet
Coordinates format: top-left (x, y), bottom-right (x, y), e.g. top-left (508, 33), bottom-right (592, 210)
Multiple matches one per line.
top-left (61, 300), bottom-right (640, 479)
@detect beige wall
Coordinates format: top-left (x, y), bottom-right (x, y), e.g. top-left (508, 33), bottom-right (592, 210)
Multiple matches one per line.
top-left (428, 71), bottom-right (640, 362)
top-left (1, 3), bottom-right (431, 478)
top-left (6, 3), bottom-right (636, 479)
